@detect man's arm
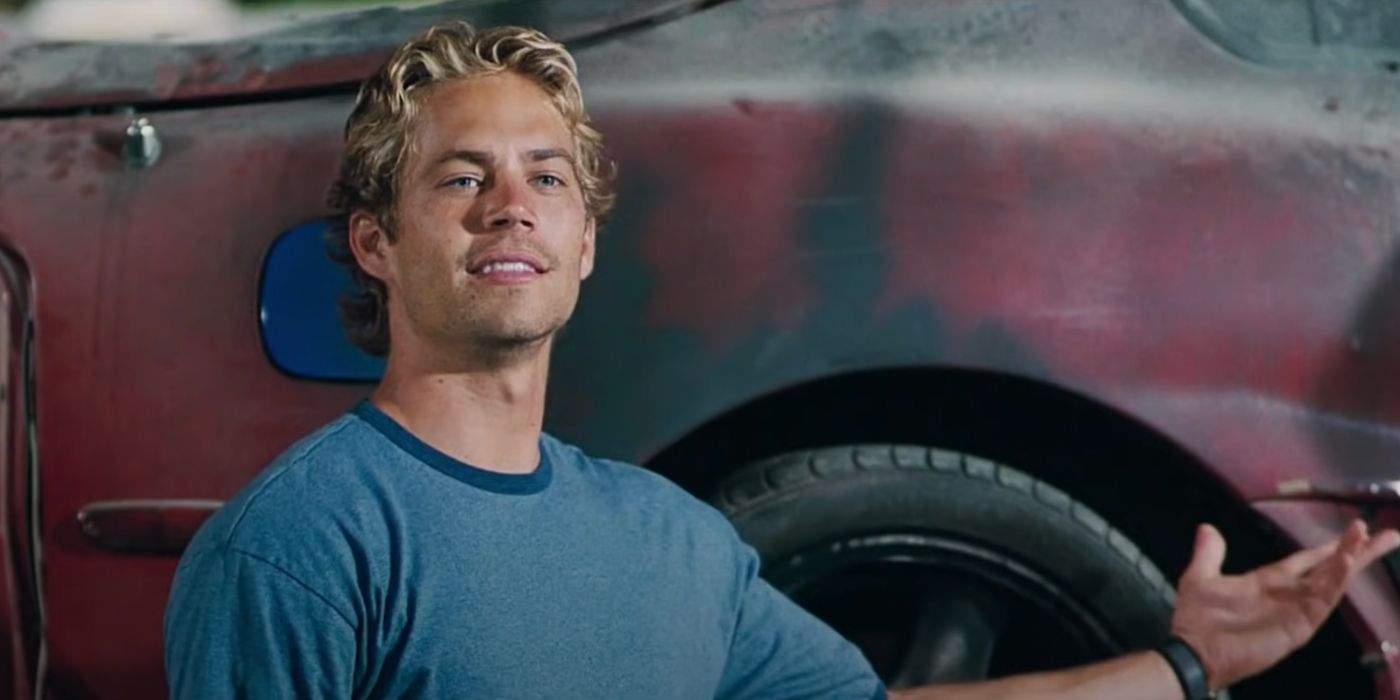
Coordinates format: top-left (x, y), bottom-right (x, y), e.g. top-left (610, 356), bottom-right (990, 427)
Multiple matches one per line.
top-left (716, 538), bottom-right (888, 700)
top-left (891, 519), bottom-right (1400, 700)
top-left (891, 652), bottom-right (1180, 700)
top-left (165, 546), bottom-right (359, 699)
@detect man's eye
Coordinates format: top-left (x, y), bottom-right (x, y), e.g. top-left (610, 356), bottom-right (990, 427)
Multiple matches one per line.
top-left (533, 174), bottom-right (564, 188)
top-left (445, 176), bottom-right (483, 189)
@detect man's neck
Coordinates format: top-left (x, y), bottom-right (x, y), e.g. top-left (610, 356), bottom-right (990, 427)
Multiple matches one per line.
top-left (370, 340), bottom-right (551, 475)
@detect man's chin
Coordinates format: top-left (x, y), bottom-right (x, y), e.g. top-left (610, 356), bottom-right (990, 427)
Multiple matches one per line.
top-left (472, 323), bottom-right (562, 354)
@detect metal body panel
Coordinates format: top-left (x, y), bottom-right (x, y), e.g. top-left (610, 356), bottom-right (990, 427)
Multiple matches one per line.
top-left (0, 250), bottom-right (36, 700)
top-left (556, 0), bottom-right (1400, 499)
top-left (0, 99), bottom-right (366, 697)
top-left (0, 0), bottom-right (707, 111)
top-left (0, 0), bottom-right (1397, 696)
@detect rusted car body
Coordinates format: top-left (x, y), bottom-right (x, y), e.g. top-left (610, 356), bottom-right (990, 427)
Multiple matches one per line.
top-left (1, 0), bottom-right (1399, 697)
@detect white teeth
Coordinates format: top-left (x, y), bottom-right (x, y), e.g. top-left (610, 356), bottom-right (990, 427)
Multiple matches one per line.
top-left (479, 261), bottom-right (535, 274)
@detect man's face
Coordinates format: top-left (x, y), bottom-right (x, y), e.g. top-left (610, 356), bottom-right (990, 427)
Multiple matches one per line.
top-left (360, 71), bottom-right (595, 358)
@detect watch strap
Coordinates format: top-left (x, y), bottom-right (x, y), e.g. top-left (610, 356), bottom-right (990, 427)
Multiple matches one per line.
top-left (1156, 635), bottom-right (1214, 700)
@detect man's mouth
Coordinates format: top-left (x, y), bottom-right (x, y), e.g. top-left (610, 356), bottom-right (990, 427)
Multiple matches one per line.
top-left (468, 252), bottom-right (549, 281)
top-left (477, 261), bottom-right (540, 274)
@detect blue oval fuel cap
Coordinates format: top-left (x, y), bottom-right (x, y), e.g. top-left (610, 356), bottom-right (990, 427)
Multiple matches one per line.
top-left (259, 220), bottom-right (385, 382)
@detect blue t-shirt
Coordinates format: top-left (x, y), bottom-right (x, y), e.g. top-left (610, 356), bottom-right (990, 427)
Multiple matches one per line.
top-left (165, 403), bottom-right (885, 699)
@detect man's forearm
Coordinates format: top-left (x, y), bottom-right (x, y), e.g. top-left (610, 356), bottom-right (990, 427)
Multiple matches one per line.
top-left (888, 651), bottom-right (1186, 700)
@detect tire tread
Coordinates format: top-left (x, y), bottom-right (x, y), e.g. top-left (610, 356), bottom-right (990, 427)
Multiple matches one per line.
top-left (716, 444), bottom-right (1177, 608)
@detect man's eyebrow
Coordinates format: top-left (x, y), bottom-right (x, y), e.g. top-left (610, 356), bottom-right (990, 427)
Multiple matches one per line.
top-left (526, 148), bottom-right (575, 164)
top-left (428, 149), bottom-right (573, 168)
top-left (431, 150), bottom-right (494, 168)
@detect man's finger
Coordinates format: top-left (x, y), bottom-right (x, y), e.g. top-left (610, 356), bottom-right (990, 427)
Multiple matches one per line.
top-left (1270, 539), bottom-right (1341, 578)
top-left (1354, 528), bottom-right (1400, 572)
top-left (1306, 522), bottom-right (1374, 596)
top-left (1182, 523), bottom-right (1227, 582)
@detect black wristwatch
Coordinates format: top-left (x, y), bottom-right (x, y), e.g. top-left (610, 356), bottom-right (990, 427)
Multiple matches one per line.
top-left (1156, 635), bottom-right (1216, 700)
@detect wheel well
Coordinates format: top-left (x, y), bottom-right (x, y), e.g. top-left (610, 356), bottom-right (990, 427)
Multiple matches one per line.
top-left (646, 367), bottom-right (1369, 699)
top-left (649, 367), bottom-right (1256, 574)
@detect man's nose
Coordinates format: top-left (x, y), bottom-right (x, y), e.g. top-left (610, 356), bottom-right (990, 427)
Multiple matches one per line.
top-left (482, 178), bottom-right (536, 232)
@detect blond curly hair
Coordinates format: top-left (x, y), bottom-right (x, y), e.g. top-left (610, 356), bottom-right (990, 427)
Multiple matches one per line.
top-left (325, 22), bottom-right (615, 357)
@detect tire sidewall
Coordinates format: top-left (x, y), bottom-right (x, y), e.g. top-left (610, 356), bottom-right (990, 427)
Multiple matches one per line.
top-left (721, 447), bottom-right (1176, 652)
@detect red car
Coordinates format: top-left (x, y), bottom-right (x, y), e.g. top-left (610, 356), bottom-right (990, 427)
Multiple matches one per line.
top-left (1, 0), bottom-right (1398, 697)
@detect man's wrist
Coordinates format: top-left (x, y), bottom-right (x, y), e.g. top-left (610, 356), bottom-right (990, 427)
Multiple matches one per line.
top-left (1155, 635), bottom-right (1215, 700)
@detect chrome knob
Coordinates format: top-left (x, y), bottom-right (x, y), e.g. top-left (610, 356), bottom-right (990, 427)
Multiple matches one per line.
top-left (122, 116), bottom-right (162, 169)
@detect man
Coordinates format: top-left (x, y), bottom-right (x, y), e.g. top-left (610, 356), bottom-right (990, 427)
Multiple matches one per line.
top-left (165, 21), bottom-right (1400, 700)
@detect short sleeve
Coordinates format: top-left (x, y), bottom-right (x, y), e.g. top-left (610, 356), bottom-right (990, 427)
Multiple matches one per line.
top-left (164, 546), bottom-right (358, 700)
top-left (715, 543), bottom-right (887, 700)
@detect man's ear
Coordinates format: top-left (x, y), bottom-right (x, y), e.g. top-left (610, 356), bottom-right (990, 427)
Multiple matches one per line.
top-left (579, 218), bottom-right (597, 280)
top-left (348, 210), bottom-right (394, 285)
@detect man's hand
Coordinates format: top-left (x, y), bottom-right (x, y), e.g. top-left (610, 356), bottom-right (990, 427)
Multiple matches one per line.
top-left (1171, 519), bottom-right (1400, 692)
top-left (890, 519), bottom-right (1400, 700)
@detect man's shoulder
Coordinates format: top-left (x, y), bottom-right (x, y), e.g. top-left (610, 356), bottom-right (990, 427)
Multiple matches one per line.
top-left (544, 434), bottom-right (735, 528)
top-left (547, 435), bottom-right (675, 492)
top-left (181, 411), bottom-right (388, 564)
top-left (167, 412), bottom-right (385, 648)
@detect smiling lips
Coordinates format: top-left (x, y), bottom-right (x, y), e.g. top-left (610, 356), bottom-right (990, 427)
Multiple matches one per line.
top-left (469, 252), bottom-right (549, 283)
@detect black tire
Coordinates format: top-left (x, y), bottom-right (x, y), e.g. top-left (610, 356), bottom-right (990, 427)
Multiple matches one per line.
top-left (714, 444), bottom-right (1181, 689)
